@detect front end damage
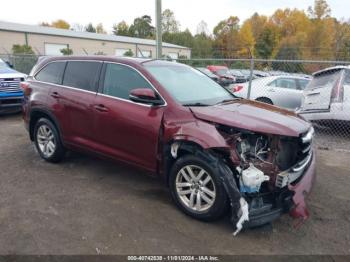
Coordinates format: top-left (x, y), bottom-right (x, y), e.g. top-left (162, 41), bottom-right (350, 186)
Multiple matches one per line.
top-left (215, 125), bottom-right (316, 234)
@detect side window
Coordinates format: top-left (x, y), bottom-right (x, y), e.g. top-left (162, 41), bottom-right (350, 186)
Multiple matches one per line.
top-left (35, 62), bottom-right (66, 84)
top-left (298, 79), bottom-right (310, 90)
top-left (275, 78), bottom-right (298, 90)
top-left (63, 61), bottom-right (102, 92)
top-left (268, 80), bottom-right (277, 87)
top-left (102, 63), bottom-right (153, 100)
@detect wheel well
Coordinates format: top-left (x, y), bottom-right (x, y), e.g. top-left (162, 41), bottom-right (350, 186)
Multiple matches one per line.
top-left (29, 111), bottom-right (58, 141)
top-left (163, 140), bottom-right (231, 186)
top-left (256, 97), bottom-right (273, 104)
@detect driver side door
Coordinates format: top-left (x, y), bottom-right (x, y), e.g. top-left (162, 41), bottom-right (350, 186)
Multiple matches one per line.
top-left (93, 63), bottom-right (165, 172)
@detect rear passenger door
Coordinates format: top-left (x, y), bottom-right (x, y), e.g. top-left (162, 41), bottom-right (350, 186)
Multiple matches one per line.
top-left (53, 61), bottom-right (102, 146)
top-left (93, 63), bottom-right (165, 171)
top-left (268, 77), bottom-right (301, 110)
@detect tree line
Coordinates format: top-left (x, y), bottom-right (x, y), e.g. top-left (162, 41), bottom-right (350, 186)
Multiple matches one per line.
top-left (35, 0), bottom-right (350, 62)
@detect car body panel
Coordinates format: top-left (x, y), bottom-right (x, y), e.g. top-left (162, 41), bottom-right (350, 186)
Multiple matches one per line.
top-left (190, 99), bottom-right (311, 137)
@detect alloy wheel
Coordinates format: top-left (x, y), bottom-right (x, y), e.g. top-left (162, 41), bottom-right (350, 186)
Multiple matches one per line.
top-left (175, 165), bottom-right (216, 213)
top-left (36, 124), bottom-right (56, 158)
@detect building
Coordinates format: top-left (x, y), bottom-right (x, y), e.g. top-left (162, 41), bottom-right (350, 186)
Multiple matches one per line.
top-left (0, 21), bottom-right (191, 59)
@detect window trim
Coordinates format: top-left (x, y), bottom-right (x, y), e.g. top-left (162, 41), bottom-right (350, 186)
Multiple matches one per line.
top-left (33, 60), bottom-right (167, 107)
top-left (34, 61), bottom-right (67, 85)
top-left (62, 60), bottom-right (103, 93)
top-left (97, 61), bottom-right (167, 107)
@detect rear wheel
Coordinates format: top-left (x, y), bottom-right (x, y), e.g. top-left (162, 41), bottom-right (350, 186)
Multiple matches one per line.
top-left (256, 97), bottom-right (273, 105)
top-left (169, 154), bottom-right (228, 221)
top-left (34, 118), bottom-right (65, 163)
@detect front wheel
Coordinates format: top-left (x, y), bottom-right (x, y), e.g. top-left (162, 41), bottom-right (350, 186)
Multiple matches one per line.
top-left (169, 154), bottom-right (229, 221)
top-left (34, 118), bottom-right (65, 163)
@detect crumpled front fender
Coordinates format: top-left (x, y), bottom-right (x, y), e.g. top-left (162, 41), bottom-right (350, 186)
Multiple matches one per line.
top-left (288, 152), bottom-right (316, 220)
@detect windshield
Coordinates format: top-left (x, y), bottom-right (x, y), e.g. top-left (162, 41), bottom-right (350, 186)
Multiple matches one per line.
top-left (306, 69), bottom-right (342, 90)
top-left (144, 62), bottom-right (235, 105)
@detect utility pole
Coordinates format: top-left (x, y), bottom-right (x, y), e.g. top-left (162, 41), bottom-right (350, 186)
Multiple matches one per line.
top-left (155, 0), bottom-right (162, 59)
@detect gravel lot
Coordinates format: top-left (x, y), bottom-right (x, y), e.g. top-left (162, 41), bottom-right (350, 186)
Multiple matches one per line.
top-left (0, 114), bottom-right (350, 255)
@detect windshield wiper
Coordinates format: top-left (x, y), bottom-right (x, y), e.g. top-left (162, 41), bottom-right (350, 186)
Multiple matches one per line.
top-left (215, 98), bottom-right (241, 105)
top-left (183, 102), bottom-right (211, 107)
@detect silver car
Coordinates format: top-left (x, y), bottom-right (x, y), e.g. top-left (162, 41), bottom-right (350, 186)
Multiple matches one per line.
top-left (232, 75), bottom-right (311, 111)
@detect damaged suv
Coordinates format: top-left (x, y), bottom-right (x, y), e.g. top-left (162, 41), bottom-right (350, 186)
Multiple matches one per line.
top-left (22, 57), bottom-right (315, 234)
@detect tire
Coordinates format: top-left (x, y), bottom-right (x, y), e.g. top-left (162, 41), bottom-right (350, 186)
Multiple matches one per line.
top-left (169, 154), bottom-right (229, 221)
top-left (256, 97), bottom-right (273, 105)
top-left (33, 118), bottom-right (65, 163)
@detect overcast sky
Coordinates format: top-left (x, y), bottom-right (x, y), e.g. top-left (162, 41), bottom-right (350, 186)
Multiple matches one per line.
top-left (1, 0), bottom-right (349, 34)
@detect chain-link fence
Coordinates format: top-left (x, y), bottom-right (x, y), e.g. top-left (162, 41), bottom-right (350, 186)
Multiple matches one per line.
top-left (1, 54), bottom-right (349, 151)
top-left (177, 58), bottom-right (350, 151)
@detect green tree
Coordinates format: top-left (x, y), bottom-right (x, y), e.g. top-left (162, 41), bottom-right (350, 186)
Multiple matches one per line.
top-left (129, 15), bottom-right (154, 38)
top-left (113, 21), bottom-right (130, 36)
top-left (162, 9), bottom-right (180, 33)
top-left (12, 44), bottom-right (35, 54)
top-left (192, 33), bottom-right (213, 58)
top-left (85, 23), bottom-right (96, 33)
top-left (255, 27), bottom-right (277, 59)
top-left (60, 47), bottom-right (73, 55)
top-left (123, 49), bottom-right (134, 57)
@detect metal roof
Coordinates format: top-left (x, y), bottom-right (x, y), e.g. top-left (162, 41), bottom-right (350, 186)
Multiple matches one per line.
top-left (0, 21), bottom-right (190, 50)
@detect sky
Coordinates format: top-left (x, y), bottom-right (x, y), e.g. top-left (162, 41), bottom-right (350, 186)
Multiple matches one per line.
top-left (1, 0), bottom-right (350, 34)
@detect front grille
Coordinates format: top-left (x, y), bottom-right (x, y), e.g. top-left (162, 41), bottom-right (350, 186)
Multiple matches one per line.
top-left (0, 78), bottom-right (23, 93)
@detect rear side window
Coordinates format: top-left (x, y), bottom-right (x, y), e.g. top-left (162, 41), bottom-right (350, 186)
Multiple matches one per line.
top-left (35, 62), bottom-right (66, 84)
top-left (298, 79), bottom-right (310, 90)
top-left (63, 61), bottom-right (102, 92)
top-left (306, 69), bottom-right (343, 90)
top-left (269, 78), bottom-right (298, 89)
top-left (102, 63), bottom-right (152, 100)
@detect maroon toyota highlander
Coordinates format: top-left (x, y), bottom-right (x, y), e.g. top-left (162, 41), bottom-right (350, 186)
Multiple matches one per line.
top-left (22, 56), bottom-right (315, 234)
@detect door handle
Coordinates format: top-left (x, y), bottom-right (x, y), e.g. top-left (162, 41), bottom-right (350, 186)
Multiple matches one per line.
top-left (94, 104), bottom-right (109, 112)
top-left (268, 88), bottom-right (276, 92)
top-left (51, 92), bottom-right (60, 98)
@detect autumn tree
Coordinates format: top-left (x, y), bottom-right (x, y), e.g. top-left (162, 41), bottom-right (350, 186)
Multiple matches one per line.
top-left (51, 19), bottom-right (70, 29)
top-left (96, 23), bottom-right (106, 34)
top-left (113, 21), bottom-right (130, 36)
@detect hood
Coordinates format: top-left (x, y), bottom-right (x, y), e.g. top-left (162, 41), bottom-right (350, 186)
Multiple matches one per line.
top-left (0, 67), bottom-right (26, 79)
top-left (190, 99), bottom-right (311, 137)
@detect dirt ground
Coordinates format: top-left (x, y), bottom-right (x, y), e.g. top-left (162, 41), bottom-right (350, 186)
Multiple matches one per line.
top-left (0, 114), bottom-right (349, 255)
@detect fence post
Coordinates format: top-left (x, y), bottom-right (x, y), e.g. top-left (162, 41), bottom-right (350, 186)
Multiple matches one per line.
top-left (247, 48), bottom-right (254, 100)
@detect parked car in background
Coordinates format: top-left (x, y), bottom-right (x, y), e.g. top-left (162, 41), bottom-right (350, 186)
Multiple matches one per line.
top-left (196, 67), bottom-right (225, 86)
top-left (299, 66), bottom-right (350, 124)
top-left (22, 56), bottom-right (315, 234)
top-left (240, 69), bottom-right (259, 80)
top-left (207, 65), bottom-right (235, 86)
top-left (232, 75), bottom-right (311, 110)
top-left (229, 69), bottom-right (247, 83)
top-left (253, 70), bottom-right (270, 78)
top-left (0, 58), bottom-right (26, 114)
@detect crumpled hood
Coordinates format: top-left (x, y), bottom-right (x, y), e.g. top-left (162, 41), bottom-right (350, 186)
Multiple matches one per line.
top-left (190, 99), bottom-right (311, 137)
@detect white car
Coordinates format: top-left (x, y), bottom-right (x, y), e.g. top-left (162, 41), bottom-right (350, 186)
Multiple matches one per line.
top-left (299, 66), bottom-right (350, 123)
top-left (232, 75), bottom-right (311, 111)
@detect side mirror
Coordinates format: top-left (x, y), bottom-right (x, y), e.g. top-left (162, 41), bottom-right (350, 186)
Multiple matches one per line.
top-left (129, 88), bottom-right (164, 106)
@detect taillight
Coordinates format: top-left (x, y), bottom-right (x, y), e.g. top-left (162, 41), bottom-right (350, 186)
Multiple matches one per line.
top-left (20, 82), bottom-right (32, 97)
top-left (330, 75), bottom-right (344, 103)
top-left (232, 85), bottom-right (243, 92)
